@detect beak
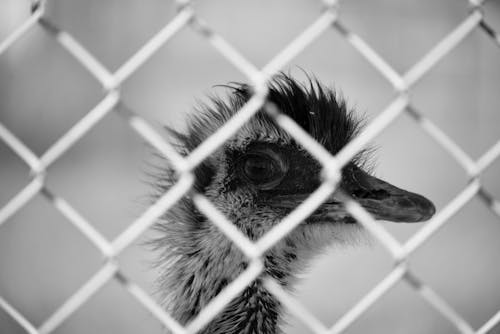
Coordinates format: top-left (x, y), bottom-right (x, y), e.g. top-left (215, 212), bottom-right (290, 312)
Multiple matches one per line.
top-left (338, 165), bottom-right (435, 222)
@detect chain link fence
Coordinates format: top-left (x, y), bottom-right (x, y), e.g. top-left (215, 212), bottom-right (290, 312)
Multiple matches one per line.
top-left (1, 0), bottom-right (499, 333)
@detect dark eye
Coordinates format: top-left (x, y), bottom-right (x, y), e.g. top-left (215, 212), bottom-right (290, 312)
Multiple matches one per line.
top-left (240, 151), bottom-right (287, 190)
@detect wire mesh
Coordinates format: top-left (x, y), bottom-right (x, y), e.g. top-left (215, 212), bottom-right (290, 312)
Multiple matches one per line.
top-left (0, 0), bottom-right (499, 333)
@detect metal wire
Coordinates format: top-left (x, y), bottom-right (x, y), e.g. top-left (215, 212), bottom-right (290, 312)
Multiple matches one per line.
top-left (1, 1), bottom-right (499, 333)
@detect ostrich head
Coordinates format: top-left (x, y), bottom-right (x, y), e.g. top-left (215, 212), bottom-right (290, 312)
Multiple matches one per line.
top-left (153, 73), bottom-right (435, 333)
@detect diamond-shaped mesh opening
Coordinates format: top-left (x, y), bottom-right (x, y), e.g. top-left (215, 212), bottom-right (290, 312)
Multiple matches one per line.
top-left (43, 111), bottom-right (149, 239)
top-left (43, 0), bottom-right (181, 71)
top-left (0, 196), bottom-right (104, 325)
top-left (192, 0), bottom-right (322, 67)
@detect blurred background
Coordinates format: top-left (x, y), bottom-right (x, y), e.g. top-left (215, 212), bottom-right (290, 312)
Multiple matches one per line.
top-left (1, 0), bottom-right (499, 333)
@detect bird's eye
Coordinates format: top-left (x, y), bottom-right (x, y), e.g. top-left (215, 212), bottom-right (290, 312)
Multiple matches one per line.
top-left (240, 151), bottom-right (287, 190)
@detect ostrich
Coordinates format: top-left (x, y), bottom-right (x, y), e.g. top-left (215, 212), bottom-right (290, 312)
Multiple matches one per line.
top-left (151, 73), bottom-right (435, 334)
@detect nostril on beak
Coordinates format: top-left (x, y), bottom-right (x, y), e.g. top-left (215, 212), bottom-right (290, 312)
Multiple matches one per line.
top-left (351, 189), bottom-right (390, 200)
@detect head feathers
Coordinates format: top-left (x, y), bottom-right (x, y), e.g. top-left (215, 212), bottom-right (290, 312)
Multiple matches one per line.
top-left (162, 73), bottom-right (366, 193)
top-left (172, 73), bottom-right (363, 154)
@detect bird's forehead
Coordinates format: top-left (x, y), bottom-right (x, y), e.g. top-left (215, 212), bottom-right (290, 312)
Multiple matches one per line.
top-left (224, 116), bottom-right (293, 150)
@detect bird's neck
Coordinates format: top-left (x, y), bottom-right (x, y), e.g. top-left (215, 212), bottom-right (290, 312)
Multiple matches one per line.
top-left (156, 195), bottom-right (335, 333)
top-left (162, 233), bottom-right (295, 333)
top-left (158, 224), bottom-right (297, 334)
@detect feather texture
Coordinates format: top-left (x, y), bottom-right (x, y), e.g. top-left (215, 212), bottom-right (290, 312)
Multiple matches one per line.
top-left (150, 73), bottom-right (371, 334)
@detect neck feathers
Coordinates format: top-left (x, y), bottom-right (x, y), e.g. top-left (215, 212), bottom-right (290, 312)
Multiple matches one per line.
top-left (199, 281), bottom-right (281, 334)
top-left (154, 222), bottom-right (284, 334)
top-left (153, 197), bottom-right (300, 333)
top-left (152, 195), bottom-right (340, 333)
